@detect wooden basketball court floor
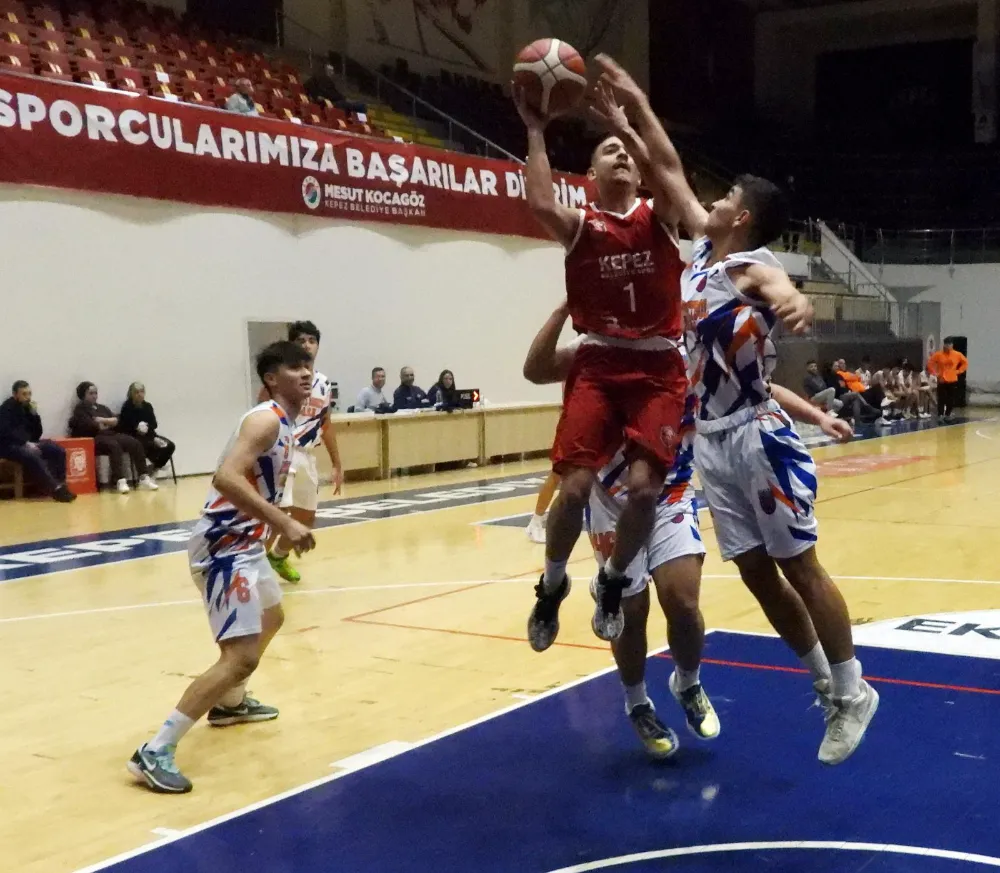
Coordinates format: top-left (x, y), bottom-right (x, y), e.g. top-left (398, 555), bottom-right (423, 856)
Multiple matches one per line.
top-left (2, 415), bottom-right (999, 873)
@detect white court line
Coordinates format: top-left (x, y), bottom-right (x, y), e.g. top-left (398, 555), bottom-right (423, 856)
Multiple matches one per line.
top-left (6, 572), bottom-right (1000, 626)
top-left (543, 840), bottom-right (1000, 872)
top-left (72, 642), bottom-right (672, 873)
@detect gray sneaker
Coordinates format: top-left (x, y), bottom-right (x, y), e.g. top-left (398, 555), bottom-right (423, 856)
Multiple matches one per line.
top-left (208, 694), bottom-right (279, 726)
top-left (527, 574), bottom-right (571, 652)
top-left (818, 679), bottom-right (879, 765)
top-left (590, 568), bottom-right (626, 642)
top-left (127, 744), bottom-right (192, 794)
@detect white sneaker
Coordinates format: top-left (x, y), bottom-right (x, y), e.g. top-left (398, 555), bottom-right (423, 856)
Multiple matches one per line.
top-left (875, 417), bottom-right (891, 426)
top-left (137, 474), bottom-right (159, 491)
top-left (919, 412), bottom-right (931, 419)
top-left (116, 478), bottom-right (130, 494)
top-left (525, 514), bottom-right (546, 545)
top-left (818, 678), bottom-right (879, 765)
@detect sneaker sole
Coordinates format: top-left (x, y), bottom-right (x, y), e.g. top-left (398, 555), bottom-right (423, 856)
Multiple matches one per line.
top-left (126, 759), bottom-right (192, 794)
top-left (591, 612), bottom-right (624, 642)
top-left (818, 684), bottom-right (880, 766)
top-left (641, 735), bottom-right (680, 761)
top-left (208, 712), bottom-right (280, 727)
top-left (668, 674), bottom-right (721, 741)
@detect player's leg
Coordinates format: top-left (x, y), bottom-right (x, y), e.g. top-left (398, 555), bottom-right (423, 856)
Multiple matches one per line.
top-left (269, 451), bottom-right (318, 582)
top-left (129, 558), bottom-right (281, 793)
top-left (529, 372), bottom-right (617, 652)
top-left (526, 471), bottom-right (560, 544)
top-left (610, 584), bottom-right (680, 759)
top-left (745, 411), bottom-right (878, 764)
top-left (594, 357), bottom-right (686, 640)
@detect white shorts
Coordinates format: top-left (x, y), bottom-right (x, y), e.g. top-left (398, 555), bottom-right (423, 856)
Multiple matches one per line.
top-left (694, 400), bottom-right (818, 562)
top-left (585, 493), bottom-right (705, 597)
top-left (280, 448), bottom-right (319, 512)
top-left (189, 551), bottom-right (283, 643)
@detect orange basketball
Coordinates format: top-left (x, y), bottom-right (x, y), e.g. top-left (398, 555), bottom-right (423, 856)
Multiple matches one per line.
top-left (513, 38), bottom-right (588, 118)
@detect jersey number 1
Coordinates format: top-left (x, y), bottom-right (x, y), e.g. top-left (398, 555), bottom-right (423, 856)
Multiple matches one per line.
top-left (624, 282), bottom-right (636, 313)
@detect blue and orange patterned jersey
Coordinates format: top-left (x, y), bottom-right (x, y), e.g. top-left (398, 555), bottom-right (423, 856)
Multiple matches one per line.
top-left (682, 236), bottom-right (781, 421)
top-left (189, 400), bottom-right (293, 566)
top-left (293, 370), bottom-right (334, 451)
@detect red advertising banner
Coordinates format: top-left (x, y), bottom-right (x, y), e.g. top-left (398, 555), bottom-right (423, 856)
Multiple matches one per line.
top-left (0, 72), bottom-right (590, 240)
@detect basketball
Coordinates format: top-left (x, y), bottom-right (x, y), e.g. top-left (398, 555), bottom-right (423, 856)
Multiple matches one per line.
top-left (513, 38), bottom-right (588, 118)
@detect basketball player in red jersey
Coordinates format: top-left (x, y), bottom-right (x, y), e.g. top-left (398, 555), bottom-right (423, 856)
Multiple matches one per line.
top-left (514, 79), bottom-right (689, 652)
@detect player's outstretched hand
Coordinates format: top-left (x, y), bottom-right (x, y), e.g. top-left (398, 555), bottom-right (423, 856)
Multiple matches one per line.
top-left (593, 53), bottom-right (645, 108)
top-left (511, 83), bottom-right (546, 131)
top-left (586, 80), bottom-right (630, 133)
top-left (331, 464), bottom-right (344, 496)
top-left (820, 415), bottom-right (853, 443)
top-left (772, 294), bottom-right (813, 335)
top-left (282, 518), bottom-right (316, 556)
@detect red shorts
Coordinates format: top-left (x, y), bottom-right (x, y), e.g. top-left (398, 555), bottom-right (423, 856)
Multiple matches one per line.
top-left (551, 344), bottom-right (687, 475)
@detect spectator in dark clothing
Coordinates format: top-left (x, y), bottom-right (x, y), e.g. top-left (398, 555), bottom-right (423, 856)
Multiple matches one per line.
top-left (305, 62), bottom-right (366, 115)
top-left (803, 360), bottom-right (841, 413)
top-left (119, 382), bottom-right (176, 475)
top-left (393, 366), bottom-right (430, 410)
top-left (69, 381), bottom-right (158, 494)
top-left (427, 369), bottom-right (459, 410)
top-left (0, 380), bottom-right (75, 502)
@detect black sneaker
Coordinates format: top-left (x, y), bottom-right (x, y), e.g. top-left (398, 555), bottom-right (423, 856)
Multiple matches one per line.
top-left (53, 485), bottom-right (76, 503)
top-left (208, 694), bottom-right (279, 726)
top-left (527, 573), bottom-right (571, 652)
top-left (628, 703), bottom-right (679, 760)
top-left (591, 568), bottom-right (627, 642)
top-left (127, 744), bottom-right (192, 794)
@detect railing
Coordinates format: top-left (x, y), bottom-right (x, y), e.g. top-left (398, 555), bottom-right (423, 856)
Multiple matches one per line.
top-left (859, 227), bottom-right (1000, 266)
top-left (274, 9), bottom-right (518, 162)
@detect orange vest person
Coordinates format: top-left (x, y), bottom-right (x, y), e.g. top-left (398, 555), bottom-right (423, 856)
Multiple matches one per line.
top-left (927, 340), bottom-right (968, 420)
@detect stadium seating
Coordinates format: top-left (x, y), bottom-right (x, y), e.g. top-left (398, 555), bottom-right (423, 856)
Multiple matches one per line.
top-left (0, 0), bottom-right (384, 139)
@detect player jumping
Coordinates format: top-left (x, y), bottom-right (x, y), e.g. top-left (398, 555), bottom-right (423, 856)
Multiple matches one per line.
top-left (514, 78), bottom-right (689, 651)
top-left (128, 341), bottom-right (316, 793)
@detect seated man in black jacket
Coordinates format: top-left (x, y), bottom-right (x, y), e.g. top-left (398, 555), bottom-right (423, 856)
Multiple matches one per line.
top-left (0, 380), bottom-right (75, 502)
top-left (393, 366), bottom-right (431, 410)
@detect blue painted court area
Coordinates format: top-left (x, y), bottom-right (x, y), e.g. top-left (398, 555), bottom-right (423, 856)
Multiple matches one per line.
top-left (89, 631), bottom-right (1000, 873)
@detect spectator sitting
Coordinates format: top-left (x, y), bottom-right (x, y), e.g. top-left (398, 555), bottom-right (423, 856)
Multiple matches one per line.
top-left (304, 61), bottom-right (366, 115)
top-left (393, 366), bottom-right (430, 410)
top-left (803, 360), bottom-right (842, 414)
top-left (355, 367), bottom-right (393, 412)
top-left (119, 382), bottom-right (176, 476)
top-left (857, 356), bottom-right (873, 389)
top-left (427, 369), bottom-right (460, 410)
top-left (832, 359), bottom-right (883, 425)
top-left (0, 380), bottom-right (75, 502)
top-left (225, 78), bottom-right (258, 116)
top-left (69, 381), bottom-right (158, 494)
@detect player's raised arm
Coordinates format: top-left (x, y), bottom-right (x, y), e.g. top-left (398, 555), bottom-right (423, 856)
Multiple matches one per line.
top-left (593, 54), bottom-right (708, 238)
top-left (769, 382), bottom-right (853, 443)
top-left (214, 411), bottom-right (315, 553)
top-left (736, 263), bottom-right (814, 335)
top-left (513, 85), bottom-right (583, 248)
top-left (523, 302), bottom-right (576, 384)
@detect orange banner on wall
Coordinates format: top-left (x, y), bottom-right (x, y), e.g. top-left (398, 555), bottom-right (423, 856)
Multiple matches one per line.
top-left (0, 71), bottom-right (589, 239)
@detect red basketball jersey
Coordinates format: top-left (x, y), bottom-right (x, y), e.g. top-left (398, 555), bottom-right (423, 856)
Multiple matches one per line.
top-left (564, 198), bottom-right (684, 341)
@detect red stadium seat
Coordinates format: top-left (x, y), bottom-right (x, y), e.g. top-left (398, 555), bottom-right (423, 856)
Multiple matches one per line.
top-left (38, 58), bottom-right (71, 80)
top-left (174, 60), bottom-right (198, 81)
top-left (32, 29), bottom-right (68, 52)
top-left (36, 47), bottom-right (69, 69)
top-left (112, 63), bottom-right (143, 91)
top-left (299, 104), bottom-right (323, 126)
top-left (180, 79), bottom-right (209, 100)
top-left (0, 43), bottom-right (30, 68)
top-left (0, 20), bottom-right (28, 41)
top-left (74, 38), bottom-right (103, 59)
top-left (101, 21), bottom-right (128, 42)
top-left (149, 81), bottom-right (179, 101)
top-left (0, 2), bottom-right (27, 22)
top-left (30, 6), bottom-right (63, 31)
top-left (74, 55), bottom-right (109, 81)
top-left (68, 12), bottom-right (97, 32)
top-left (105, 45), bottom-right (136, 64)
top-left (269, 95), bottom-right (295, 115)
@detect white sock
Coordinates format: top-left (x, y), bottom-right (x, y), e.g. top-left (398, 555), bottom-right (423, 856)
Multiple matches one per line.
top-left (605, 558), bottom-right (625, 580)
top-left (272, 545), bottom-right (289, 559)
top-left (543, 558), bottom-right (568, 593)
top-left (799, 642), bottom-right (832, 683)
top-left (218, 682), bottom-right (247, 709)
top-left (148, 710), bottom-right (195, 751)
top-left (529, 514), bottom-right (544, 525)
top-left (673, 666), bottom-right (701, 692)
top-left (624, 681), bottom-right (650, 714)
top-left (830, 657), bottom-right (862, 700)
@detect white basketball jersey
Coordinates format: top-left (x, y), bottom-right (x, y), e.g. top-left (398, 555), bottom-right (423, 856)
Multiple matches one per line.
top-left (294, 370), bottom-right (333, 451)
top-left (189, 400), bottom-right (293, 565)
top-left (681, 237), bottom-right (782, 422)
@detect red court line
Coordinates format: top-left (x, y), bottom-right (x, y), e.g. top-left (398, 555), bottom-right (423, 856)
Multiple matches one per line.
top-left (346, 614), bottom-right (1000, 697)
